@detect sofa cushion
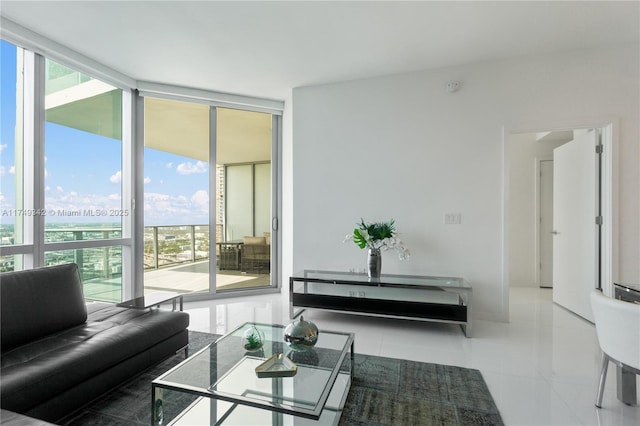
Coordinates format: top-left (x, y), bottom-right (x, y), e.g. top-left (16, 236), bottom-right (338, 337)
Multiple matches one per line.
top-left (0, 304), bottom-right (189, 414)
top-left (1, 264), bottom-right (86, 351)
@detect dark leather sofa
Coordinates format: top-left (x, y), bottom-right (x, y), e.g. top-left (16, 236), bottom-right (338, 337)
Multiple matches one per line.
top-left (0, 263), bottom-right (189, 423)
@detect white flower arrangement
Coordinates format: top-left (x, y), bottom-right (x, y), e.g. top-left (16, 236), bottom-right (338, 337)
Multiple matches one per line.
top-left (343, 219), bottom-right (410, 260)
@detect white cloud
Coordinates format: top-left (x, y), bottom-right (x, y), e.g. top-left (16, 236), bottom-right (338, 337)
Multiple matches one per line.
top-left (145, 192), bottom-right (170, 202)
top-left (1, 165), bottom-right (16, 176)
top-left (144, 176), bottom-right (151, 184)
top-left (56, 186), bottom-right (64, 193)
top-left (45, 190), bottom-right (125, 223)
top-left (190, 190), bottom-right (209, 208)
top-left (45, 186), bottom-right (51, 191)
top-left (143, 191), bottom-right (211, 225)
top-left (176, 161), bottom-right (207, 175)
top-left (110, 170), bottom-right (122, 184)
top-left (166, 162), bottom-right (173, 168)
top-left (0, 144), bottom-right (7, 153)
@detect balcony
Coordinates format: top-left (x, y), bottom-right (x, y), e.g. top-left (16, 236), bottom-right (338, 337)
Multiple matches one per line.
top-left (143, 225), bottom-right (270, 296)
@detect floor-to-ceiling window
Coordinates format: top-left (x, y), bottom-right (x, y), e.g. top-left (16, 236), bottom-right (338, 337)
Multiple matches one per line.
top-left (43, 59), bottom-right (127, 301)
top-left (0, 40), bottom-right (24, 271)
top-left (1, 33), bottom-right (282, 302)
top-left (0, 39), bottom-right (132, 302)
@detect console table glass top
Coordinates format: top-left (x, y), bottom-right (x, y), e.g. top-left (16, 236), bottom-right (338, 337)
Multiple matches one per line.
top-left (152, 322), bottom-right (354, 425)
top-left (291, 270), bottom-right (471, 289)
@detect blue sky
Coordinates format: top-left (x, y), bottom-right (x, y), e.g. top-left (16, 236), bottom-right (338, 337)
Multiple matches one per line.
top-left (1, 40), bottom-right (209, 227)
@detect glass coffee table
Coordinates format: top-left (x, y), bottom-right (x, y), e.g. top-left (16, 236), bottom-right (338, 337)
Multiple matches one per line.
top-left (151, 322), bottom-right (354, 425)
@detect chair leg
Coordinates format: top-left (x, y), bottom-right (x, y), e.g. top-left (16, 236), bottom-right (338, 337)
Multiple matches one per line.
top-left (596, 354), bottom-right (609, 408)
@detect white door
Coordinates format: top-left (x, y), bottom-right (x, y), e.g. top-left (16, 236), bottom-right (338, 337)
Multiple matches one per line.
top-left (539, 160), bottom-right (554, 288)
top-left (552, 129), bottom-right (598, 322)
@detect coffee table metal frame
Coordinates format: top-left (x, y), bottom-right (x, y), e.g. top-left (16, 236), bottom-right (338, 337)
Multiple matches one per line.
top-left (151, 322), bottom-right (355, 425)
top-left (117, 291), bottom-right (184, 312)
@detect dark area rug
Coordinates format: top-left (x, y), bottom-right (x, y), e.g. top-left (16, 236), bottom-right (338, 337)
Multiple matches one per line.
top-left (60, 331), bottom-right (503, 426)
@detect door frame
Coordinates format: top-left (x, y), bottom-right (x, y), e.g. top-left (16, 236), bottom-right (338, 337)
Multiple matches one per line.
top-left (535, 156), bottom-right (554, 288)
top-left (502, 119), bottom-right (617, 321)
top-left (134, 94), bottom-right (283, 302)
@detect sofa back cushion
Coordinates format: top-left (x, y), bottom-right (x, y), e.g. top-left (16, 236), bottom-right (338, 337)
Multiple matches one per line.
top-left (1, 263), bottom-right (87, 351)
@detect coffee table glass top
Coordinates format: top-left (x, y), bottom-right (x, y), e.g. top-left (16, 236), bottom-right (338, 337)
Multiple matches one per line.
top-left (154, 322), bottom-right (354, 420)
top-left (292, 270), bottom-right (470, 289)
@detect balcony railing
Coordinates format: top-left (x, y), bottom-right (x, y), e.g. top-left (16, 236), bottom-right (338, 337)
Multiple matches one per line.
top-left (144, 224), bottom-right (221, 270)
top-left (1, 224), bottom-right (268, 302)
top-left (0, 224), bottom-right (222, 276)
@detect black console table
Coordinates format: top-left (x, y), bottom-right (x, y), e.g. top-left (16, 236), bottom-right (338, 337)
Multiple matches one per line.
top-left (290, 270), bottom-right (473, 337)
top-left (614, 282), bottom-right (640, 303)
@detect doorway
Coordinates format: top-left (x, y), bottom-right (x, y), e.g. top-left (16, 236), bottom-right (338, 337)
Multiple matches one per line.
top-left (504, 123), bottom-right (614, 321)
top-left (538, 158), bottom-right (553, 288)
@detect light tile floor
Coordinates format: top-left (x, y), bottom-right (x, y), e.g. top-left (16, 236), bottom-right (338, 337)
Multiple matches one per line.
top-left (183, 287), bottom-right (640, 425)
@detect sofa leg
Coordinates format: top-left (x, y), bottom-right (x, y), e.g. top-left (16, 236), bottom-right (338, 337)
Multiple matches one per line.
top-left (176, 344), bottom-right (189, 358)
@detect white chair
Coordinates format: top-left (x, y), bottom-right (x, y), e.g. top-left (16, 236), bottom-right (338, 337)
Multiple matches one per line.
top-left (590, 290), bottom-right (640, 407)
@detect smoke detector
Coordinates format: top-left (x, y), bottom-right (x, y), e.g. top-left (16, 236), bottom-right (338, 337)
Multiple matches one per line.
top-left (446, 81), bottom-right (461, 92)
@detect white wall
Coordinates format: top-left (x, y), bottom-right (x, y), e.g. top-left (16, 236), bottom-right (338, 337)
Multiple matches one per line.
top-left (281, 94), bottom-right (293, 290)
top-left (290, 44), bottom-right (639, 321)
top-left (507, 133), bottom-right (568, 287)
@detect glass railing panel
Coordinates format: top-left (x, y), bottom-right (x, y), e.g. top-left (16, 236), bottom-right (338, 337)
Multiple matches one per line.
top-left (0, 255), bottom-right (22, 273)
top-left (44, 248), bottom-right (122, 302)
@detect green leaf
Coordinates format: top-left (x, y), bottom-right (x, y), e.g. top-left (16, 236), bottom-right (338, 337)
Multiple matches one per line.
top-left (353, 229), bottom-right (367, 249)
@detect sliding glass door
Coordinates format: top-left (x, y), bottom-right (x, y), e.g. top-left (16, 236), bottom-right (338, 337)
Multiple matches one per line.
top-left (142, 99), bottom-right (276, 297)
top-left (142, 97), bottom-right (211, 295)
top-left (216, 108), bottom-right (273, 292)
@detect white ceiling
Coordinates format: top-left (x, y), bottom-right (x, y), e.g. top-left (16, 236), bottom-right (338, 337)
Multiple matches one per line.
top-left (1, 1), bottom-right (638, 101)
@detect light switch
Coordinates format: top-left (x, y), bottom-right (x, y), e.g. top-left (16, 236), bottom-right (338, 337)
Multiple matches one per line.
top-left (444, 213), bottom-right (462, 224)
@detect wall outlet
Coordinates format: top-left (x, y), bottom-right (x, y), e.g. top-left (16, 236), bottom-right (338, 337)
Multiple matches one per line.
top-left (444, 213), bottom-right (462, 224)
